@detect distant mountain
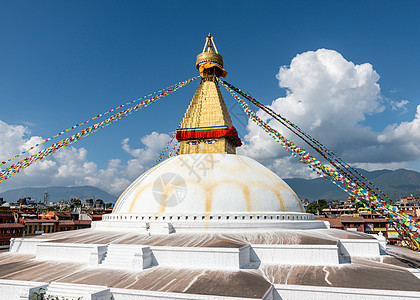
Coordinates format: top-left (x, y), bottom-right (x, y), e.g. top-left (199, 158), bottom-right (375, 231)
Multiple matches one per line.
top-left (0, 186), bottom-right (118, 203)
top-left (1, 169), bottom-right (418, 204)
top-left (284, 168), bottom-right (420, 201)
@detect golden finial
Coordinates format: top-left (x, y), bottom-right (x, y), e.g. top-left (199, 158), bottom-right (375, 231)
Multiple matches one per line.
top-left (202, 33), bottom-right (219, 54)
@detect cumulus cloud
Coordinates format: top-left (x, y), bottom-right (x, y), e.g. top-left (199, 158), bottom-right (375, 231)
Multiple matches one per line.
top-left (2, 48), bottom-right (420, 194)
top-left (390, 99), bottom-right (409, 113)
top-left (376, 105), bottom-right (420, 161)
top-left (0, 121), bottom-right (43, 160)
top-left (122, 132), bottom-right (170, 163)
top-left (238, 49), bottom-right (420, 178)
top-left (121, 132), bottom-right (171, 179)
top-left (0, 121), bottom-right (171, 196)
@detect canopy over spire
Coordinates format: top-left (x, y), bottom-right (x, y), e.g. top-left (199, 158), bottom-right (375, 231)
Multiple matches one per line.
top-left (196, 33), bottom-right (227, 78)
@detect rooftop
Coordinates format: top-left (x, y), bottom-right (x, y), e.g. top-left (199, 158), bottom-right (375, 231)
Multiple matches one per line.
top-left (0, 228), bottom-right (419, 298)
top-left (28, 228), bottom-right (374, 246)
top-left (0, 223), bottom-right (24, 228)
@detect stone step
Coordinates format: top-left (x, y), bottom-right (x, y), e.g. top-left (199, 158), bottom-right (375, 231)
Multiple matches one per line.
top-left (107, 244), bottom-right (144, 249)
top-left (98, 245), bottom-right (152, 271)
top-left (101, 254), bottom-right (133, 262)
top-left (98, 264), bottom-right (131, 270)
top-left (105, 246), bottom-right (137, 251)
top-left (103, 251), bottom-right (137, 256)
top-left (102, 253), bottom-right (131, 258)
top-left (101, 257), bottom-right (132, 263)
top-left (100, 260), bottom-right (132, 266)
top-left (100, 262), bottom-right (130, 266)
top-left (45, 282), bottom-right (111, 300)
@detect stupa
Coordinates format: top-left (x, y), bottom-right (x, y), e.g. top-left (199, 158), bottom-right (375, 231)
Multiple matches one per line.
top-left (101, 33), bottom-right (313, 234)
top-left (0, 35), bottom-right (419, 300)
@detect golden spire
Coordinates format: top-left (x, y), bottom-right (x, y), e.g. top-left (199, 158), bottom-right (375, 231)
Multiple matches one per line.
top-left (176, 34), bottom-right (241, 155)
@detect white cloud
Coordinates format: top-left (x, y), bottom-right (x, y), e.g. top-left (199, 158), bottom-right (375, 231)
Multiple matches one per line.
top-left (84, 158), bottom-right (131, 194)
top-left (122, 132), bottom-right (170, 163)
top-left (352, 161), bottom-right (408, 172)
top-left (238, 49), bottom-right (420, 177)
top-left (0, 121), bottom-right (171, 196)
top-left (376, 105), bottom-right (420, 161)
top-left (2, 48), bottom-right (420, 195)
top-left (390, 99), bottom-right (409, 113)
top-left (270, 157), bottom-right (320, 179)
top-left (0, 120), bottom-right (43, 161)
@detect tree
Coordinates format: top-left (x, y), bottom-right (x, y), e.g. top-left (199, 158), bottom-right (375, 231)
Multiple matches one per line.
top-left (317, 199), bottom-right (328, 211)
top-left (306, 202), bottom-right (319, 214)
top-left (306, 199), bottom-right (329, 215)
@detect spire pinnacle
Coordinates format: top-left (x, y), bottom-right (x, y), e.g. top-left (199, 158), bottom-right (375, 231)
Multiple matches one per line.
top-left (202, 33), bottom-right (218, 54)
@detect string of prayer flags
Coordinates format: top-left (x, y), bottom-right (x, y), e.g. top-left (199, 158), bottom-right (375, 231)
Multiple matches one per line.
top-left (0, 77), bottom-right (198, 183)
top-left (0, 77), bottom-right (199, 167)
top-left (220, 79), bottom-right (419, 247)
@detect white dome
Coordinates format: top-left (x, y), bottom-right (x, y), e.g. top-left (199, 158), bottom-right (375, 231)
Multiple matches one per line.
top-left (113, 154), bottom-right (304, 214)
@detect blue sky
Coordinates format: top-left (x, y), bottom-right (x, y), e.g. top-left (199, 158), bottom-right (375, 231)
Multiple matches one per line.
top-left (1, 1), bottom-right (420, 195)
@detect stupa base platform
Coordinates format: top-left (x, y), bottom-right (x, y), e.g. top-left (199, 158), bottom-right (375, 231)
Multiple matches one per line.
top-left (93, 212), bottom-right (324, 234)
top-left (1, 228), bottom-right (419, 299)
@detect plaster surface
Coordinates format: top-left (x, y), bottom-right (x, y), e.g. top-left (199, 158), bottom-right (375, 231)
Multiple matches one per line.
top-left (113, 154), bottom-right (304, 215)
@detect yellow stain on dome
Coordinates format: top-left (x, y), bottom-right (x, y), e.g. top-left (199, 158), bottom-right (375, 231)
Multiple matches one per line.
top-left (124, 175), bottom-right (299, 215)
top-left (243, 185), bottom-right (251, 212)
top-left (204, 184), bottom-right (214, 218)
top-left (273, 189), bottom-right (286, 212)
top-left (294, 193), bottom-right (305, 213)
top-left (128, 181), bottom-right (153, 213)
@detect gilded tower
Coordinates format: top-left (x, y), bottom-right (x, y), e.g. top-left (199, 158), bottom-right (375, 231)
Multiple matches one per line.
top-left (176, 34), bottom-right (242, 154)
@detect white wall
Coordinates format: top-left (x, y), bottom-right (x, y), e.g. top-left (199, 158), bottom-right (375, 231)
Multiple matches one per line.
top-left (273, 284), bottom-right (420, 300)
top-left (251, 244), bottom-right (339, 266)
top-left (111, 288), bottom-right (257, 300)
top-left (150, 245), bottom-right (250, 270)
top-left (339, 239), bottom-right (380, 257)
top-left (36, 243), bottom-right (107, 265)
top-left (0, 279), bottom-right (48, 300)
top-left (9, 238), bottom-right (47, 254)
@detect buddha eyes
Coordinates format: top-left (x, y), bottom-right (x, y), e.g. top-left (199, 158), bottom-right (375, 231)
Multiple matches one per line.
top-left (187, 140), bottom-right (217, 145)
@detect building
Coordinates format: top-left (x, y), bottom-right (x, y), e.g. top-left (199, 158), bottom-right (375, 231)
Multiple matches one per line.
top-left (0, 223), bottom-right (24, 250)
top-left (318, 196), bottom-right (420, 246)
top-left (0, 35), bottom-right (419, 300)
top-left (396, 196), bottom-right (420, 217)
top-left (321, 199), bottom-right (358, 218)
top-left (13, 210), bottom-right (93, 236)
top-left (316, 215), bottom-right (405, 244)
top-left (0, 210), bottom-right (24, 250)
top-left (0, 211), bottom-right (14, 224)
